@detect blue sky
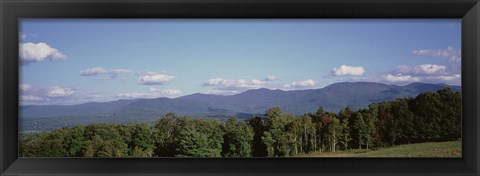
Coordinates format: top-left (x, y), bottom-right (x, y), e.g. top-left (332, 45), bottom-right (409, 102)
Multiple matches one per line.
top-left (19, 19), bottom-right (461, 105)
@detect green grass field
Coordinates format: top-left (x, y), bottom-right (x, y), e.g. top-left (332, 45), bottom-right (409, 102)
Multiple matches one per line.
top-left (296, 140), bottom-right (461, 157)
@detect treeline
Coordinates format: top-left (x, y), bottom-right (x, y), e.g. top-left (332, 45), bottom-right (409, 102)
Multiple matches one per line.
top-left (20, 88), bottom-right (461, 157)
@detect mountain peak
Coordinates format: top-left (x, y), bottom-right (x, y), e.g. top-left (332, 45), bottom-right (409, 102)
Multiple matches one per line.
top-left (179, 93), bottom-right (223, 99)
top-left (324, 81), bottom-right (388, 89)
top-left (21, 81), bottom-right (461, 122)
top-left (406, 82), bottom-right (456, 87)
top-left (406, 82), bottom-right (428, 86)
top-left (239, 88), bottom-right (285, 95)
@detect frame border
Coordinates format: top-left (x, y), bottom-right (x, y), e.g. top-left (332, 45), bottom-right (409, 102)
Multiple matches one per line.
top-left (1, 0), bottom-right (479, 176)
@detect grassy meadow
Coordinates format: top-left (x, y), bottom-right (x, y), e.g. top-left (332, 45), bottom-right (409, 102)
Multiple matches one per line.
top-left (296, 140), bottom-right (461, 157)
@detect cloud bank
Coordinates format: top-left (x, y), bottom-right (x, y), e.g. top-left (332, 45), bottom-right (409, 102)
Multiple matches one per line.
top-left (138, 72), bottom-right (176, 85)
top-left (202, 76), bottom-right (278, 95)
top-left (116, 88), bottom-right (183, 99)
top-left (47, 86), bottom-right (75, 97)
top-left (331, 65), bottom-right (365, 76)
top-left (80, 67), bottom-right (133, 79)
top-left (283, 79), bottom-right (318, 89)
top-left (413, 46), bottom-right (461, 62)
top-left (378, 46), bottom-right (461, 85)
top-left (392, 64), bottom-right (448, 76)
top-left (19, 42), bottom-right (66, 64)
top-left (20, 84), bottom-right (106, 105)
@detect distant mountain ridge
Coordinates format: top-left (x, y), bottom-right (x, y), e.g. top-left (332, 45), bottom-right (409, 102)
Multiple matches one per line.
top-left (21, 82), bottom-right (461, 120)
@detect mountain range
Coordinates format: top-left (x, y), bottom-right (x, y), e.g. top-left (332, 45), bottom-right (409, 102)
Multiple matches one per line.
top-left (20, 82), bottom-right (460, 132)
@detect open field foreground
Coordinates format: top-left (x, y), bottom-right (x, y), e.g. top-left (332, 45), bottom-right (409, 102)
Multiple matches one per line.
top-left (296, 140), bottom-right (461, 157)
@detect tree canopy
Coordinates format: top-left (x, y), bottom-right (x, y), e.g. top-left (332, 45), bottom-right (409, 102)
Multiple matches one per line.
top-left (20, 88), bottom-right (461, 157)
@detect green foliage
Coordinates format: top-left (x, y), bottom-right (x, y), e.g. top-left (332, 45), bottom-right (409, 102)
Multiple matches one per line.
top-left (128, 123), bottom-right (155, 156)
top-left (20, 127), bottom-right (85, 157)
top-left (82, 124), bottom-right (129, 157)
top-left (337, 107), bottom-right (352, 150)
top-left (363, 107), bottom-right (377, 149)
top-left (64, 126), bottom-right (86, 156)
top-left (290, 116), bottom-right (304, 154)
top-left (174, 117), bottom-right (224, 157)
top-left (351, 112), bottom-right (368, 149)
top-left (19, 88), bottom-right (461, 158)
top-left (437, 89), bottom-right (461, 140)
top-left (262, 107), bottom-right (288, 157)
top-left (337, 117), bottom-right (351, 150)
top-left (303, 114), bottom-right (317, 153)
top-left (246, 115), bottom-right (268, 157)
top-left (153, 113), bottom-right (181, 156)
top-left (222, 117), bottom-right (254, 157)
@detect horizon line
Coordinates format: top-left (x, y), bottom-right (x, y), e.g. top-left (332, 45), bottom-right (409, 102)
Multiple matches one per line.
top-left (20, 81), bottom-right (461, 107)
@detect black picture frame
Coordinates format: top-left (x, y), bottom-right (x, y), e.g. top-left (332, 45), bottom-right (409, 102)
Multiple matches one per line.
top-left (1, 0), bottom-right (479, 175)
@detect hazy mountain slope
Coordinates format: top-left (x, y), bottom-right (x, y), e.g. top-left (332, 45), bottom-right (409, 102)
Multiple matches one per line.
top-left (19, 82), bottom-right (461, 132)
top-left (21, 82), bottom-right (461, 119)
top-left (21, 99), bottom-right (136, 118)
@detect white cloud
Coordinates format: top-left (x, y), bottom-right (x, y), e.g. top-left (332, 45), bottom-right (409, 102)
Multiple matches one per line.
top-left (383, 46), bottom-right (461, 85)
top-left (203, 78), bottom-right (265, 91)
top-left (47, 86), bottom-right (75, 97)
top-left (80, 67), bottom-right (108, 76)
top-left (204, 78), bottom-right (245, 87)
top-left (381, 72), bottom-right (460, 85)
top-left (251, 79), bottom-right (266, 85)
top-left (425, 74), bottom-right (461, 83)
top-left (413, 49), bottom-right (449, 58)
top-left (80, 67), bottom-right (133, 80)
top-left (19, 84), bottom-right (32, 91)
top-left (19, 42), bottom-right (66, 64)
top-left (331, 65), bottom-right (365, 76)
top-left (263, 75), bottom-right (277, 81)
top-left (383, 53), bottom-right (460, 85)
top-left (393, 64), bottom-right (447, 76)
top-left (416, 64), bottom-right (447, 75)
top-left (20, 84), bottom-right (49, 104)
top-left (283, 79), bottom-right (318, 89)
top-left (21, 95), bottom-right (44, 102)
top-left (413, 46), bottom-right (461, 62)
top-left (19, 84), bottom-right (112, 105)
top-left (148, 86), bottom-right (183, 95)
top-left (203, 78), bottom-right (248, 90)
top-left (205, 89), bottom-right (240, 95)
top-left (248, 76), bottom-right (277, 85)
top-left (202, 76), bottom-right (280, 95)
top-left (116, 92), bottom-right (150, 99)
top-left (381, 74), bottom-right (421, 83)
top-left (149, 86), bottom-right (158, 92)
top-left (116, 88), bottom-right (183, 99)
top-left (393, 65), bottom-right (411, 74)
top-left (160, 89), bottom-right (183, 96)
top-left (109, 69), bottom-right (132, 74)
top-left (138, 72), bottom-right (176, 85)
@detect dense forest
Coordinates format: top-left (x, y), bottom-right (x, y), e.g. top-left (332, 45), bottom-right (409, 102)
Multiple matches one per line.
top-left (20, 88), bottom-right (461, 157)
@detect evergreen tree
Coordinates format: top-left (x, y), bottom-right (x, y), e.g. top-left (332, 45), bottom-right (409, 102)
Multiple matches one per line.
top-left (175, 117), bottom-right (224, 157)
top-left (19, 88), bottom-right (462, 157)
top-left (82, 125), bottom-right (129, 157)
top-left (351, 112), bottom-right (368, 149)
top-left (246, 115), bottom-right (268, 157)
top-left (153, 114), bottom-right (181, 156)
top-left (222, 117), bottom-right (254, 157)
top-left (337, 107), bottom-right (353, 150)
top-left (262, 107), bottom-right (288, 157)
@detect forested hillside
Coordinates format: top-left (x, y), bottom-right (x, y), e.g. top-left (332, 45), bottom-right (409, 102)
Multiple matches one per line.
top-left (20, 82), bottom-right (460, 133)
top-left (20, 88), bottom-right (461, 157)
